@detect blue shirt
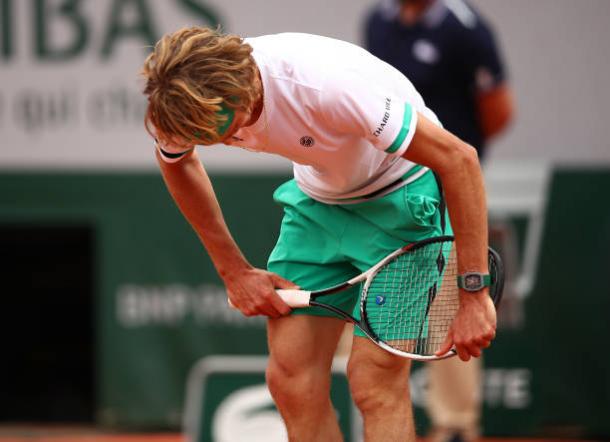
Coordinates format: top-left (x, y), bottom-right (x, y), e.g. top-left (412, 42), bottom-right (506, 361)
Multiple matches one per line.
top-left (365, 0), bottom-right (506, 157)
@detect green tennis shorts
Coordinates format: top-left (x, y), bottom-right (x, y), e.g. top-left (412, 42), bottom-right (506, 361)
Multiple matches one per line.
top-left (267, 170), bottom-right (452, 337)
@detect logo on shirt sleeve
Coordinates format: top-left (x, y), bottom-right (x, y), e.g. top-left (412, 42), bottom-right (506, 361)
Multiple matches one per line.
top-left (373, 98), bottom-right (392, 137)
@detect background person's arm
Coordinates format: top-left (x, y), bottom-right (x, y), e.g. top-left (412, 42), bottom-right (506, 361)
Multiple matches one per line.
top-left (157, 148), bottom-right (294, 317)
top-left (403, 114), bottom-right (497, 361)
top-left (477, 83), bottom-right (514, 142)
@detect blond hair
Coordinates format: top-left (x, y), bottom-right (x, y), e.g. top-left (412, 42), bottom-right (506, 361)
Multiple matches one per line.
top-left (142, 27), bottom-right (258, 146)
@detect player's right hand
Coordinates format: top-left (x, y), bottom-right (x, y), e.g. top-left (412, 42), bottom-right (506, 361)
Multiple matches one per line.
top-left (224, 267), bottom-right (297, 318)
top-left (435, 291), bottom-right (497, 361)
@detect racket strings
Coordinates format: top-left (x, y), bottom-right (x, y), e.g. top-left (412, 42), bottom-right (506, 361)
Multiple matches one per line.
top-left (364, 241), bottom-right (459, 356)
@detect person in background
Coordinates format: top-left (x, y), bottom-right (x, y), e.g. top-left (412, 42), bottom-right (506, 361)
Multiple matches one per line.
top-left (364, 1), bottom-right (514, 441)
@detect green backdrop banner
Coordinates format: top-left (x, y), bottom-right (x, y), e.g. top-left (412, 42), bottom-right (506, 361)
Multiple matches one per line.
top-left (0, 169), bottom-right (608, 439)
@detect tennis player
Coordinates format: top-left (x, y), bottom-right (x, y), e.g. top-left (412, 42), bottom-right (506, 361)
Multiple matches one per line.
top-left (142, 27), bottom-right (496, 442)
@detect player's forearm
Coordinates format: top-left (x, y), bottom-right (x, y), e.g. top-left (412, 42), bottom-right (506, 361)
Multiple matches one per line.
top-left (404, 116), bottom-right (488, 277)
top-left (437, 148), bottom-right (489, 276)
top-left (156, 150), bottom-right (252, 279)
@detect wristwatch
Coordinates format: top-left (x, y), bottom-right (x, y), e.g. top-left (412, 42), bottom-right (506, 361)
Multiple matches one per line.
top-left (457, 272), bottom-right (491, 292)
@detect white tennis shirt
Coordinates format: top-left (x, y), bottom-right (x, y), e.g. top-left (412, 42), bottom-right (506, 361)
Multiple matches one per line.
top-left (158, 33), bottom-right (442, 204)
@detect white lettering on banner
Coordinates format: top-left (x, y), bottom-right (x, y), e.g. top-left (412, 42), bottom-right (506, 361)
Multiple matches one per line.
top-left (116, 284), bottom-right (265, 328)
top-left (484, 368), bottom-right (531, 409)
top-left (409, 367), bottom-right (532, 409)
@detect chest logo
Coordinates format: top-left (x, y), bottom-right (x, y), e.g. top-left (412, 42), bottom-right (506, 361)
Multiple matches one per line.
top-left (300, 136), bottom-right (315, 147)
top-left (412, 39), bottom-right (440, 64)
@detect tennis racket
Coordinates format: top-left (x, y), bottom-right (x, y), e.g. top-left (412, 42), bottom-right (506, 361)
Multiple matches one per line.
top-left (232, 235), bottom-right (504, 361)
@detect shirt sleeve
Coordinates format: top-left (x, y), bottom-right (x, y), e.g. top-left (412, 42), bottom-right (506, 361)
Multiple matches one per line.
top-left (320, 72), bottom-right (419, 157)
top-left (461, 18), bottom-right (507, 92)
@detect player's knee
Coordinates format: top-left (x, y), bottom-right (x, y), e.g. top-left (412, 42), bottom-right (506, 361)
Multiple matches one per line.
top-left (347, 357), bottom-right (410, 414)
top-left (349, 373), bottom-right (409, 414)
top-left (266, 358), bottom-right (330, 408)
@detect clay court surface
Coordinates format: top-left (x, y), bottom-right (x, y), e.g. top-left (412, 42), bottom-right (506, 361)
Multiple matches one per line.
top-left (0, 427), bottom-right (597, 442)
top-left (0, 427), bottom-right (175, 442)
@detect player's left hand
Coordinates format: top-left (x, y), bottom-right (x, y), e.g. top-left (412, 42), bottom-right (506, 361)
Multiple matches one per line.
top-left (435, 290), bottom-right (497, 361)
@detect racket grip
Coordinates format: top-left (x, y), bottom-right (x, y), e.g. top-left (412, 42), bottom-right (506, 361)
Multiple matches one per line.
top-left (227, 289), bottom-right (312, 309)
top-left (276, 289), bottom-right (311, 308)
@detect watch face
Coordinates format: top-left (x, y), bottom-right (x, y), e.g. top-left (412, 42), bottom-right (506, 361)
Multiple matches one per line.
top-left (465, 274), bottom-right (483, 290)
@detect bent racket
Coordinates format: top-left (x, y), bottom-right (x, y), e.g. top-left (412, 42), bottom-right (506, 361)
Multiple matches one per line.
top-left (234, 235), bottom-right (504, 361)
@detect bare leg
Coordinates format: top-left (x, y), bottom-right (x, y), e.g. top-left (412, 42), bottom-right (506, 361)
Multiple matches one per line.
top-left (348, 337), bottom-right (415, 442)
top-left (266, 315), bottom-right (346, 442)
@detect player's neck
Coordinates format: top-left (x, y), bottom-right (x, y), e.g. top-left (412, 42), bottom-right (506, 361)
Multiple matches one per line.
top-left (399, 0), bottom-right (434, 25)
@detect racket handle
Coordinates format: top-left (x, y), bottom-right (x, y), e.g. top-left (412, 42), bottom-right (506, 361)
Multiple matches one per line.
top-left (227, 289), bottom-right (312, 309)
top-left (276, 289), bottom-right (311, 308)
